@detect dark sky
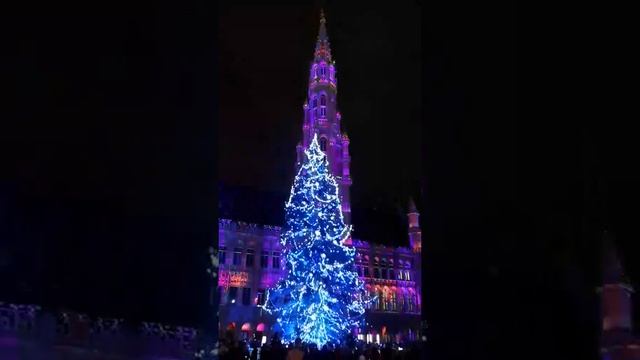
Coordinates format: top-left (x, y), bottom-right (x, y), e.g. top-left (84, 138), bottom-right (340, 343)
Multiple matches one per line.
top-left (218, 1), bottom-right (421, 214)
top-left (419, 2), bottom-right (639, 359)
top-left (1, 1), bottom-right (218, 328)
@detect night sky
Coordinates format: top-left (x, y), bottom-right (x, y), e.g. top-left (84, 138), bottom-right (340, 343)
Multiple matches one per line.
top-left (1, 1), bottom-right (218, 327)
top-left (421, 2), bottom-right (638, 359)
top-left (1, 1), bottom-right (639, 359)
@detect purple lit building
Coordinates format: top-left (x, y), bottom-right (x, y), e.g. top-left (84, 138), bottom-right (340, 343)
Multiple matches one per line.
top-left (218, 11), bottom-right (422, 344)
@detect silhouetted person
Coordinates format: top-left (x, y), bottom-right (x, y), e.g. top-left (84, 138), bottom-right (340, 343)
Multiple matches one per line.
top-left (261, 343), bottom-right (272, 360)
top-left (236, 340), bottom-right (249, 360)
top-left (381, 343), bottom-right (393, 360)
top-left (287, 338), bottom-right (305, 360)
top-left (271, 334), bottom-right (286, 360)
top-left (306, 343), bottom-right (320, 360)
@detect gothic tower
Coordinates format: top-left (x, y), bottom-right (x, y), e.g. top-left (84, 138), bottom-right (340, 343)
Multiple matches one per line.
top-left (407, 198), bottom-right (422, 253)
top-left (599, 231), bottom-right (640, 360)
top-left (296, 10), bottom-right (352, 224)
top-left (408, 198), bottom-right (423, 315)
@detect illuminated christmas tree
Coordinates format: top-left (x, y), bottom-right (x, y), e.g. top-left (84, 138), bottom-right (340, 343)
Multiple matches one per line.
top-left (263, 134), bottom-right (369, 347)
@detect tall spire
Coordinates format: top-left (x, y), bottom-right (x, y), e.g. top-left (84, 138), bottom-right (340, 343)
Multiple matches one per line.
top-left (303, 7), bottom-right (346, 222)
top-left (318, 9), bottom-right (328, 41)
top-left (408, 198), bottom-right (418, 214)
top-left (314, 9), bottom-right (332, 61)
top-left (602, 230), bottom-right (627, 285)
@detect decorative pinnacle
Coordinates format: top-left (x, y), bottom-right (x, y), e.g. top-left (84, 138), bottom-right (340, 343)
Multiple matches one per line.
top-left (603, 230), bottom-right (627, 285)
top-left (318, 9), bottom-right (328, 41)
top-left (408, 198), bottom-right (418, 214)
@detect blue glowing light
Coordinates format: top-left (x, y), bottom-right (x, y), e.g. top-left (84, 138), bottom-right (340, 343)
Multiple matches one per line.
top-left (262, 134), bottom-right (371, 347)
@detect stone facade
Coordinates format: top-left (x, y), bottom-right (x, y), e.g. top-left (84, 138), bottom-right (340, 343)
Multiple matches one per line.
top-left (217, 217), bottom-right (422, 343)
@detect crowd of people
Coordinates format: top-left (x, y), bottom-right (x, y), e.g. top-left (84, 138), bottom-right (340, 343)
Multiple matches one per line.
top-left (217, 330), bottom-right (423, 360)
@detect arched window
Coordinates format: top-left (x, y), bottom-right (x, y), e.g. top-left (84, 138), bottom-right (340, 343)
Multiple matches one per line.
top-left (320, 94), bottom-right (326, 106)
top-left (382, 288), bottom-right (389, 311)
top-left (390, 289), bottom-right (397, 311)
top-left (320, 137), bottom-right (327, 152)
